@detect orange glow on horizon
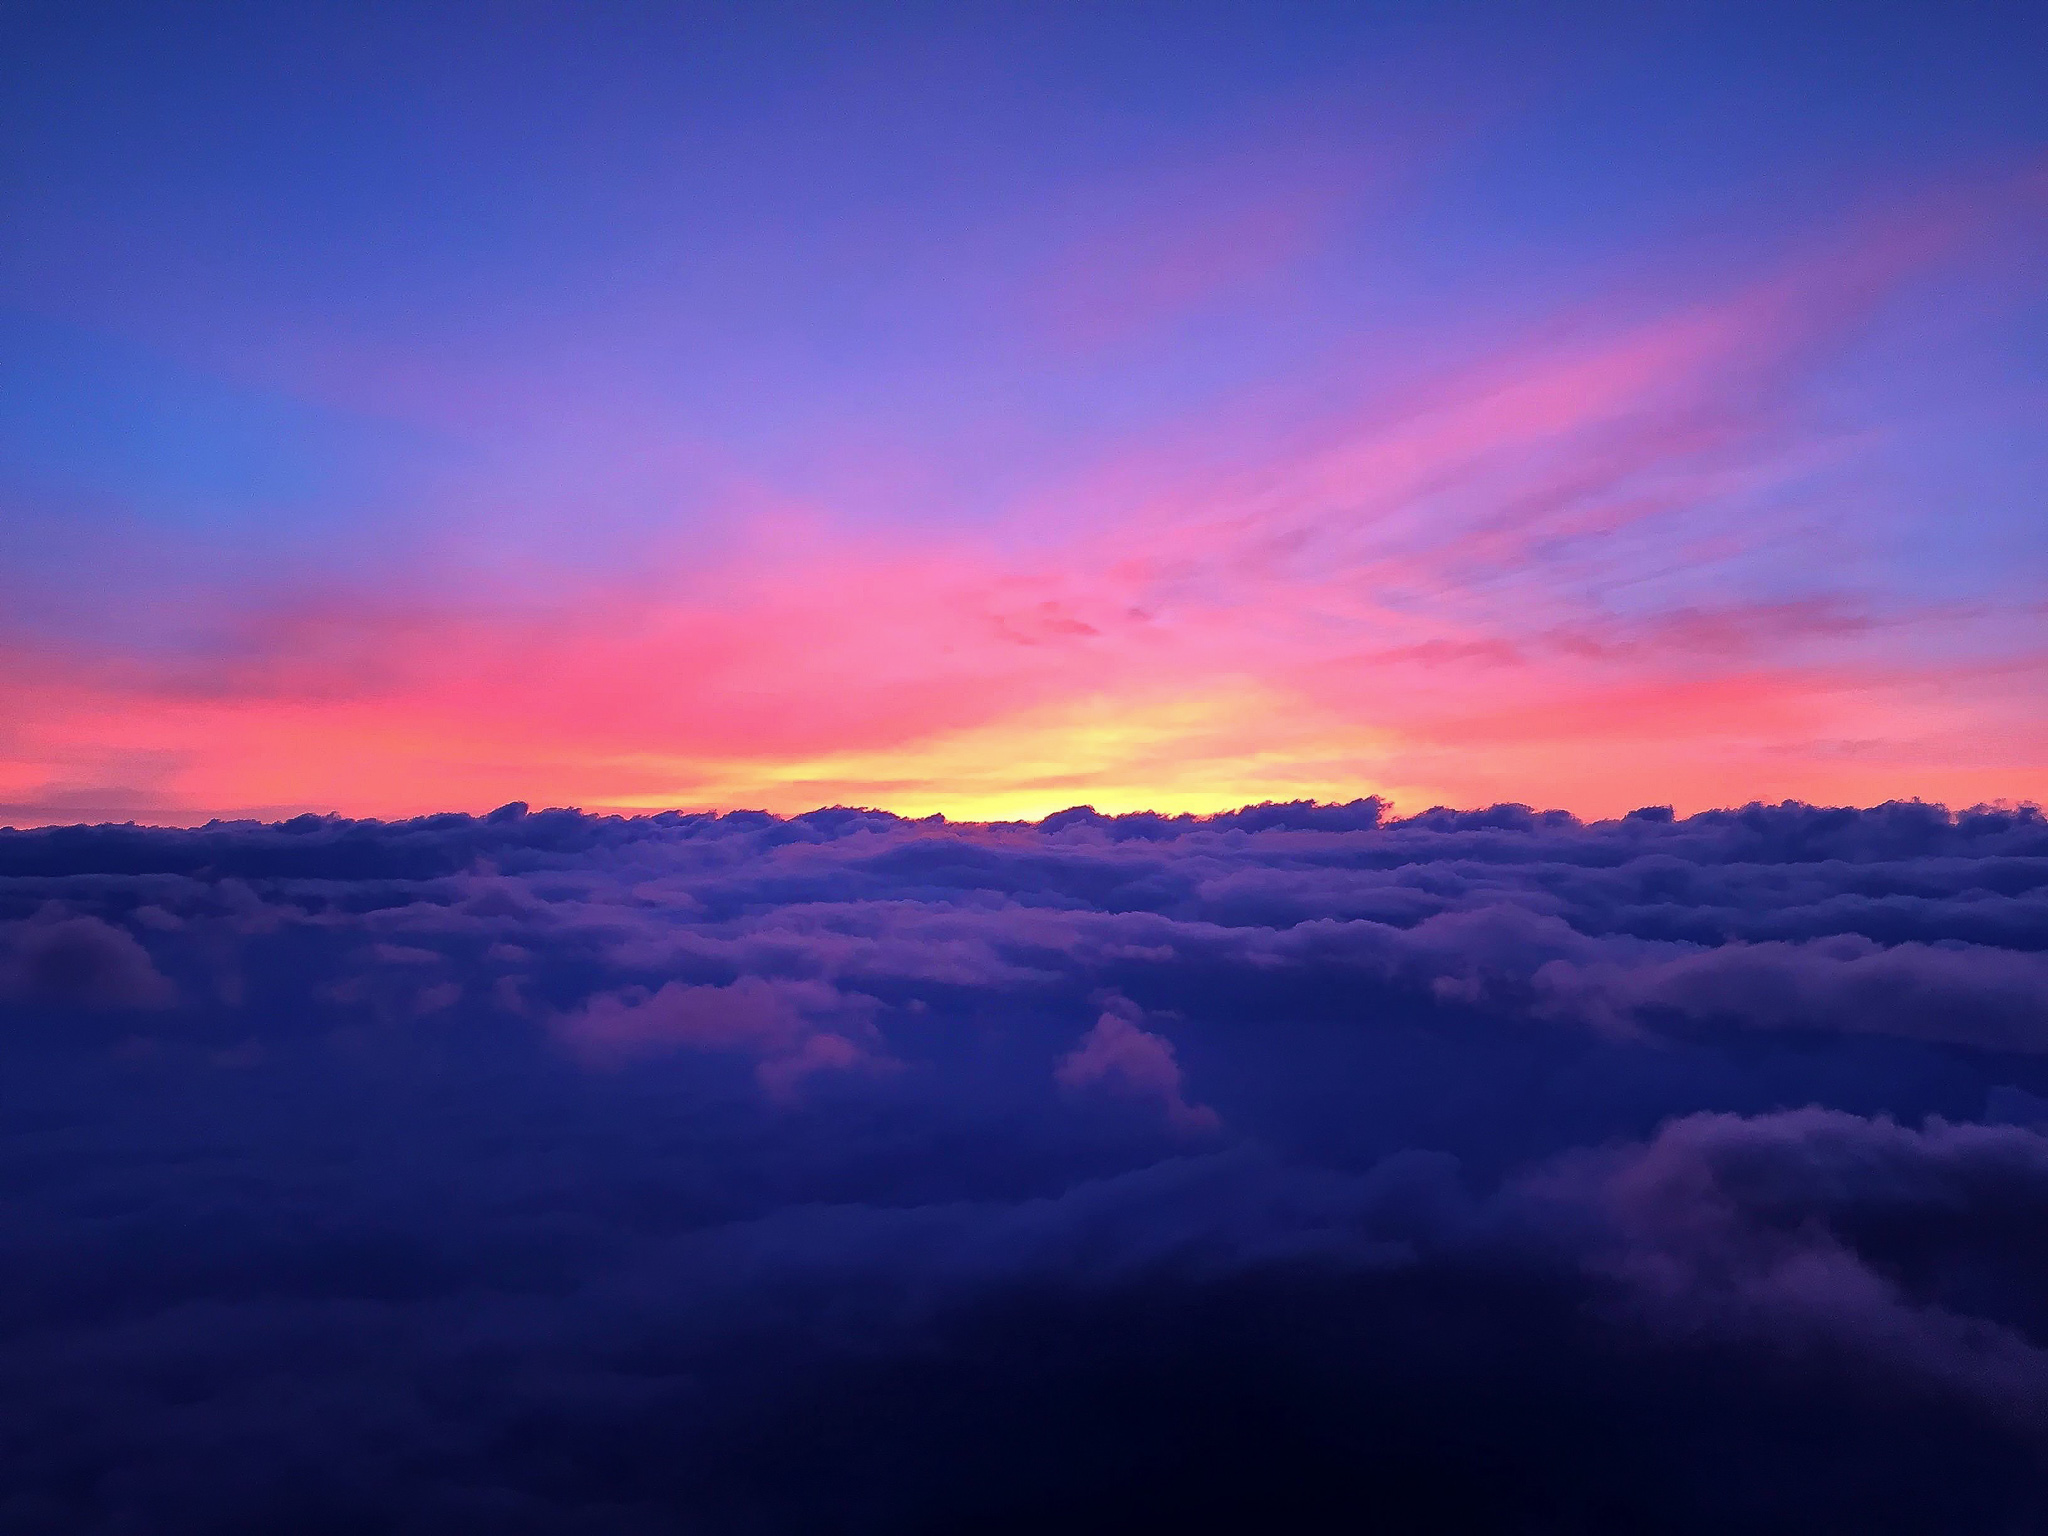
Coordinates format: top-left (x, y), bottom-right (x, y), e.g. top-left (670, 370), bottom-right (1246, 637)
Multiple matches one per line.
top-left (5, 175), bottom-right (2043, 830)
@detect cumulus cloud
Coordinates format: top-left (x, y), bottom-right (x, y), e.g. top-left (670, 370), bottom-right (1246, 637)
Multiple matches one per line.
top-left (1533, 936), bottom-right (2048, 1049)
top-left (1525, 1109), bottom-right (2048, 1421)
top-left (0, 909), bottom-right (175, 1010)
top-left (558, 974), bottom-right (887, 1095)
top-left (1057, 997), bottom-right (1219, 1131)
top-left (0, 798), bottom-right (2045, 1531)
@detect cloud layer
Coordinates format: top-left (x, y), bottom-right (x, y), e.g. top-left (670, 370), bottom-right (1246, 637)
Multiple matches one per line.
top-left (2, 797), bottom-right (2046, 1530)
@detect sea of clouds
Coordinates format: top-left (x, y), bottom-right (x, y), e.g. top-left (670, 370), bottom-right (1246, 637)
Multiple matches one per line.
top-left (4, 797), bottom-right (2047, 1533)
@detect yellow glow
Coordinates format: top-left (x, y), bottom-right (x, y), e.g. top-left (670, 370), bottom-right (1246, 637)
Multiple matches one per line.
top-left (595, 686), bottom-right (1416, 820)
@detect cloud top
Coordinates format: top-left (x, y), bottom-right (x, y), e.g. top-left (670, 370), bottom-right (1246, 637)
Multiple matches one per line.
top-left (1, 796), bottom-right (2045, 1531)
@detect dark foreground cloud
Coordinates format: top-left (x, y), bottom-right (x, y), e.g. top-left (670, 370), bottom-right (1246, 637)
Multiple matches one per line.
top-left (2, 798), bottom-right (2046, 1533)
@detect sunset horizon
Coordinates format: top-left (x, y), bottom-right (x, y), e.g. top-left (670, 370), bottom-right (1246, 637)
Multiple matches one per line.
top-left (5, 4), bottom-right (2046, 1531)
top-left (6, 7), bottom-right (2043, 830)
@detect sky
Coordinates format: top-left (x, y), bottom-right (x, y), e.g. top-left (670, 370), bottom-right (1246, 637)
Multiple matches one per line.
top-left (2, 0), bottom-right (2045, 826)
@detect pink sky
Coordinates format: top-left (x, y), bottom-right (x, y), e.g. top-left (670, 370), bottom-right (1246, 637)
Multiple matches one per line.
top-left (3, 18), bottom-right (2043, 825)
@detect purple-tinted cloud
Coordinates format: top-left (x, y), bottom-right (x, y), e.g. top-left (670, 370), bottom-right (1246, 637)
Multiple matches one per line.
top-left (1057, 997), bottom-right (1220, 1132)
top-left (558, 974), bottom-right (887, 1096)
top-left (0, 798), bottom-right (2045, 1531)
top-left (0, 909), bottom-right (174, 1010)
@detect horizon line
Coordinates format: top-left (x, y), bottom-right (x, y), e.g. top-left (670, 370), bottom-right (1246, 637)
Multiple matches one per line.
top-left (6, 793), bottom-right (2045, 837)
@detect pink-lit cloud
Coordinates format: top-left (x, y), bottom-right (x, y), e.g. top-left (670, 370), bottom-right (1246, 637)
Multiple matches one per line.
top-left (1057, 998), bottom-right (1220, 1133)
top-left (556, 975), bottom-right (888, 1098)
